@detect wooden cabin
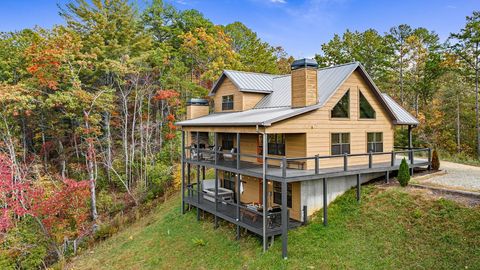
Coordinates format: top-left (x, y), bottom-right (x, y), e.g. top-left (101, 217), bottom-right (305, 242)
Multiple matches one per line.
top-left (177, 59), bottom-right (431, 258)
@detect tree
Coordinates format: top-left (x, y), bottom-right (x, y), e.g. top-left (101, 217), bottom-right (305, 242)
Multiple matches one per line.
top-left (449, 11), bottom-right (480, 159)
top-left (224, 22), bottom-right (279, 74)
top-left (397, 158), bottom-right (411, 187)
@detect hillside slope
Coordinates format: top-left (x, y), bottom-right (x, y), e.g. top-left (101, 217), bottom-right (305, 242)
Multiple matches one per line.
top-left (68, 186), bottom-right (480, 270)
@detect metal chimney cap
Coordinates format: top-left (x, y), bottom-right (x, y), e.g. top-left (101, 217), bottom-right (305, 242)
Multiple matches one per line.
top-left (187, 98), bottom-right (209, 106)
top-left (291, 58), bottom-right (318, 70)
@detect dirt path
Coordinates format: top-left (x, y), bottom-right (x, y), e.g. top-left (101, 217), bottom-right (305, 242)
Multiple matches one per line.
top-left (416, 160), bottom-right (480, 192)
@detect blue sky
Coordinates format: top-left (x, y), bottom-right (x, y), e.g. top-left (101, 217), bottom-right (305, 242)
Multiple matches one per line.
top-left (1, 0), bottom-right (478, 57)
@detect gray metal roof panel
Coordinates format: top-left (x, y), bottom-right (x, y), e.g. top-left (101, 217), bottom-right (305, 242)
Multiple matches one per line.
top-left (176, 105), bottom-right (320, 127)
top-left (381, 93), bottom-right (419, 125)
top-left (209, 70), bottom-right (279, 96)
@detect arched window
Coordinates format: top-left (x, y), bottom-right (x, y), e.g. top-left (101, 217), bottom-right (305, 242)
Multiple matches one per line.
top-left (331, 90), bottom-right (350, 118)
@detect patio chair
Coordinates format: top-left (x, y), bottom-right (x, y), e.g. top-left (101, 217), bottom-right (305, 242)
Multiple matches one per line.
top-left (223, 147), bottom-right (237, 160)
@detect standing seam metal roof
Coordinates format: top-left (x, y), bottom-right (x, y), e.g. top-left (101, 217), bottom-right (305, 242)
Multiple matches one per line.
top-left (181, 62), bottom-right (419, 127)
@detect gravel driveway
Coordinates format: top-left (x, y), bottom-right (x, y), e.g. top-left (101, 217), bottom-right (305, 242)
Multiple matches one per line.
top-left (421, 161), bottom-right (480, 192)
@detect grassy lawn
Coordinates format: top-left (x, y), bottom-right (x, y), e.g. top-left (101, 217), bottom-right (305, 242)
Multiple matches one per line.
top-left (68, 186), bottom-right (480, 270)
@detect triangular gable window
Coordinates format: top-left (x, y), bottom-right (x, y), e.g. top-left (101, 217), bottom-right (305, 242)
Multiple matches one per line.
top-left (331, 90), bottom-right (350, 118)
top-left (359, 91), bottom-right (376, 119)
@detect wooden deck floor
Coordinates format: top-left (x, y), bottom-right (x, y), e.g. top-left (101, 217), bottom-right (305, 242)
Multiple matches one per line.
top-left (184, 193), bottom-right (301, 237)
top-left (186, 156), bottom-right (429, 182)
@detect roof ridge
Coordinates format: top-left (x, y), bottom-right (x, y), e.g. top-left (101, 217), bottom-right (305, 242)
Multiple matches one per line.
top-left (223, 69), bottom-right (282, 77)
top-left (317, 61), bottom-right (359, 71)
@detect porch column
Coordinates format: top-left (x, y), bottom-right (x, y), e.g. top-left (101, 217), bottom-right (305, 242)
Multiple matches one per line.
top-left (236, 173), bottom-right (241, 240)
top-left (187, 163), bottom-right (191, 210)
top-left (181, 130), bottom-right (185, 214)
top-left (214, 132), bottom-right (218, 229)
top-left (196, 131), bottom-right (200, 221)
top-left (236, 133), bottom-right (241, 170)
top-left (281, 179), bottom-right (288, 259)
top-left (408, 125), bottom-right (413, 149)
top-left (262, 133), bottom-right (268, 252)
top-left (236, 132), bottom-right (241, 239)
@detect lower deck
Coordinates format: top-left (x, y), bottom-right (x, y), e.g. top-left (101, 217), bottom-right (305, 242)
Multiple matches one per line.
top-left (184, 188), bottom-right (302, 237)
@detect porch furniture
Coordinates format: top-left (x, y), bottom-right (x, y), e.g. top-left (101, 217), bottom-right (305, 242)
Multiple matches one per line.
top-left (288, 160), bottom-right (306, 169)
top-left (202, 146), bottom-right (221, 161)
top-left (240, 207), bottom-right (259, 222)
top-left (203, 187), bottom-right (233, 203)
top-left (223, 147), bottom-right (237, 160)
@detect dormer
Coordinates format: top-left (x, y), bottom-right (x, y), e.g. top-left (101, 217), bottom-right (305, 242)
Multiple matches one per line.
top-left (209, 70), bottom-right (275, 113)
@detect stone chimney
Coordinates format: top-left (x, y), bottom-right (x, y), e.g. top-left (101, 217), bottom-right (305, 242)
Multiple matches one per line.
top-left (291, 58), bottom-right (318, 108)
top-left (186, 98), bottom-right (209, 120)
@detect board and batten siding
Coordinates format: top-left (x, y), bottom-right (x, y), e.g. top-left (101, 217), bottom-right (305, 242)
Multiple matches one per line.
top-left (266, 70), bottom-right (395, 169)
top-left (213, 77), bottom-right (266, 112)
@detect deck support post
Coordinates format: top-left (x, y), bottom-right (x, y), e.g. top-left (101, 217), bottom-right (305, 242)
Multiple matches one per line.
top-left (385, 170), bottom-right (389, 184)
top-left (343, 153), bottom-right (348, 171)
top-left (262, 134), bottom-right (268, 252)
top-left (427, 148), bottom-right (432, 170)
top-left (281, 179), bottom-right (288, 259)
top-left (315, 155), bottom-right (319, 174)
top-left (391, 151), bottom-right (395, 166)
top-left (214, 133), bottom-right (218, 229)
top-left (410, 149), bottom-right (414, 176)
top-left (408, 125), bottom-right (413, 149)
top-left (356, 174), bottom-right (361, 202)
top-left (236, 133), bottom-right (241, 239)
top-left (323, 178), bottom-right (328, 226)
top-left (303, 205), bottom-right (308, 225)
top-left (187, 163), bottom-right (191, 210)
top-left (181, 130), bottom-right (185, 214)
top-left (196, 132), bottom-right (200, 221)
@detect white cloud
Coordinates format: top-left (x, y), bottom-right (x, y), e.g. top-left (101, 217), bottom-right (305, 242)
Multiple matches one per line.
top-left (270, 0), bottom-right (287, 4)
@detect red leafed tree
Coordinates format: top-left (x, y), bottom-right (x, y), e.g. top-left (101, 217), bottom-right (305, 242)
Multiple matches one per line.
top-left (0, 154), bottom-right (90, 256)
top-left (154, 90), bottom-right (180, 142)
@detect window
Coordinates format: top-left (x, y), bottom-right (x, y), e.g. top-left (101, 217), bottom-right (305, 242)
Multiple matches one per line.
top-left (367, 132), bottom-right (383, 153)
top-left (222, 134), bottom-right (234, 150)
top-left (222, 95), bottom-right (234, 110)
top-left (273, 182), bottom-right (292, 208)
top-left (267, 134), bottom-right (286, 156)
top-left (331, 90), bottom-right (350, 118)
top-left (222, 171), bottom-right (235, 191)
top-left (359, 91), bottom-right (376, 119)
top-left (331, 133), bottom-right (350, 155)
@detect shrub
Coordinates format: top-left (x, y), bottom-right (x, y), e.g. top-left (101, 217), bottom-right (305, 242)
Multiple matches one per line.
top-left (431, 149), bottom-right (440, 170)
top-left (397, 158), bottom-right (410, 187)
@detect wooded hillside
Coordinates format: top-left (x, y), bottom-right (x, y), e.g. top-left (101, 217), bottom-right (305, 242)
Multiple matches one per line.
top-left (0, 0), bottom-right (478, 268)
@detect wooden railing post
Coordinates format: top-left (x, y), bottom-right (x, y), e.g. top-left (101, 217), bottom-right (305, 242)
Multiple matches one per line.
top-left (315, 155), bottom-right (319, 174)
top-left (391, 151), bottom-right (395, 166)
top-left (181, 130), bottom-right (185, 214)
top-left (282, 157), bottom-right (287, 179)
top-left (343, 153), bottom-right (348, 171)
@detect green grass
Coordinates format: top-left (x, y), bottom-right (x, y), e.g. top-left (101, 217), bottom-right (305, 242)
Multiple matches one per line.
top-left (68, 186), bottom-right (480, 270)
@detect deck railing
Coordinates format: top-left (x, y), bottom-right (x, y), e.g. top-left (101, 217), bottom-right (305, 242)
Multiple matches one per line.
top-left (184, 146), bottom-right (431, 179)
top-left (185, 184), bottom-right (286, 233)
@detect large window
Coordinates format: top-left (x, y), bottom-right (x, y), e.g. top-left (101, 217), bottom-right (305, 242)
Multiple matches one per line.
top-left (331, 133), bottom-right (350, 155)
top-left (331, 90), bottom-right (350, 118)
top-left (359, 91), bottom-right (376, 119)
top-left (273, 182), bottom-right (292, 208)
top-left (222, 134), bottom-right (234, 150)
top-left (222, 171), bottom-right (235, 191)
top-left (367, 132), bottom-right (383, 153)
top-left (267, 134), bottom-right (286, 156)
top-left (222, 95), bottom-right (234, 110)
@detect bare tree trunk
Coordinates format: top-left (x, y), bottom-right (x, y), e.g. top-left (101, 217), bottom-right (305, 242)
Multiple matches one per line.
top-left (104, 112), bottom-right (112, 183)
top-left (84, 111), bottom-right (98, 229)
top-left (59, 141), bottom-right (66, 180)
